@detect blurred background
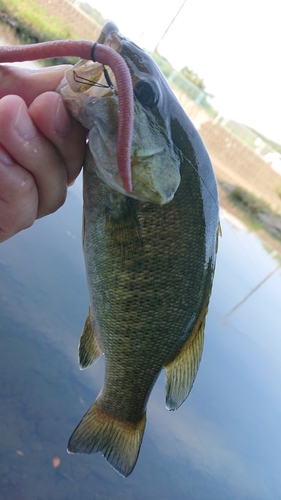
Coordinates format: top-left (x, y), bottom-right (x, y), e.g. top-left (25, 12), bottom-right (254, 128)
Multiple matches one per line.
top-left (0, 1), bottom-right (281, 498)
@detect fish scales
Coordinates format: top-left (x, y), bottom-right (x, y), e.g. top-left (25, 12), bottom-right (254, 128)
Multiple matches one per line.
top-left (61, 21), bottom-right (219, 477)
top-left (84, 158), bottom-right (207, 407)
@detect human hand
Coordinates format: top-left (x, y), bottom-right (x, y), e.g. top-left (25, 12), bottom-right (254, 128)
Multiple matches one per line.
top-left (0, 64), bottom-right (87, 242)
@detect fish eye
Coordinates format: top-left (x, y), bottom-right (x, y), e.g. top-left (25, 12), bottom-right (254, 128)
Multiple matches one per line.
top-left (134, 80), bottom-right (158, 107)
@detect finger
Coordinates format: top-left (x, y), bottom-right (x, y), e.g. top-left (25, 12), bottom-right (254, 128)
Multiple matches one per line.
top-left (0, 94), bottom-right (67, 218)
top-left (0, 64), bottom-right (71, 105)
top-left (29, 91), bottom-right (86, 185)
top-left (0, 145), bottom-right (38, 242)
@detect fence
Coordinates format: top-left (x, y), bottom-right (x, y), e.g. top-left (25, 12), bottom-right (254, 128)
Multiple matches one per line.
top-left (173, 86), bottom-right (281, 214)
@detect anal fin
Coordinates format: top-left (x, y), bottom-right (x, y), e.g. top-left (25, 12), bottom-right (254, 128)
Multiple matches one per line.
top-left (79, 311), bottom-right (103, 369)
top-left (165, 312), bottom-right (206, 411)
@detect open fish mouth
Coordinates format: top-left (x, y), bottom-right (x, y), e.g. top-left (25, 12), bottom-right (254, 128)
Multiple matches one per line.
top-left (58, 25), bottom-right (181, 205)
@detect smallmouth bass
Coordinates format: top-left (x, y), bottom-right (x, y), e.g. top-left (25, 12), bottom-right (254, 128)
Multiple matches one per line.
top-left (59, 22), bottom-right (220, 477)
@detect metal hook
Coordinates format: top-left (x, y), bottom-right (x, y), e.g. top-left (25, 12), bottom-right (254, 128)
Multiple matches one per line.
top-left (73, 67), bottom-right (114, 89)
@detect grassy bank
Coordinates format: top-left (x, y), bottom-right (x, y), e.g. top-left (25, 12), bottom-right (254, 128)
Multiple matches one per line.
top-left (0, 0), bottom-right (77, 64)
top-left (220, 181), bottom-right (281, 242)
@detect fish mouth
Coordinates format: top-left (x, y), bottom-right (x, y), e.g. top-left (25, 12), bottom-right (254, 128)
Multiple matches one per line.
top-left (97, 22), bottom-right (123, 53)
top-left (59, 23), bottom-right (181, 205)
top-left (97, 22), bottom-right (120, 45)
top-left (57, 25), bottom-right (123, 126)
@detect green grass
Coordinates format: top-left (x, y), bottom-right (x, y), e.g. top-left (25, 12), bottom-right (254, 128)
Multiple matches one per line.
top-left (0, 0), bottom-right (73, 42)
top-left (228, 187), bottom-right (270, 231)
top-left (0, 0), bottom-right (79, 64)
top-left (221, 182), bottom-right (281, 242)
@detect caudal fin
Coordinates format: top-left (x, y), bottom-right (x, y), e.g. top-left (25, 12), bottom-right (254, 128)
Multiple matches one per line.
top-left (67, 398), bottom-right (146, 477)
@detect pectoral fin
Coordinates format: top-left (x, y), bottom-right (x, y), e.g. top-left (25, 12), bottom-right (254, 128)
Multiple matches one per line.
top-left (79, 311), bottom-right (103, 369)
top-left (165, 311), bottom-right (206, 411)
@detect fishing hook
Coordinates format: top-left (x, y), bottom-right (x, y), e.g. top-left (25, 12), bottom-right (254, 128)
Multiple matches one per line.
top-left (73, 67), bottom-right (115, 89)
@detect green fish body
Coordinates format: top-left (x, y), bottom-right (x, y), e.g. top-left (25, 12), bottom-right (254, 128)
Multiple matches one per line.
top-left (62, 23), bottom-right (220, 477)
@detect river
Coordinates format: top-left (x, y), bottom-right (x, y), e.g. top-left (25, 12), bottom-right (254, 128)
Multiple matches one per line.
top-left (0, 172), bottom-right (281, 499)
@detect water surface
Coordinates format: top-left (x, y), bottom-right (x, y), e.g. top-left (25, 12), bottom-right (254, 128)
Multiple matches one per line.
top-left (0, 175), bottom-right (281, 499)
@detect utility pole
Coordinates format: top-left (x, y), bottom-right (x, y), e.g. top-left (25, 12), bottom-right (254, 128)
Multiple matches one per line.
top-left (153, 0), bottom-right (187, 53)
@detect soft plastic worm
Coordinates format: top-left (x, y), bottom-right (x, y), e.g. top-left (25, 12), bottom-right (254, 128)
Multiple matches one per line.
top-left (0, 40), bottom-right (133, 191)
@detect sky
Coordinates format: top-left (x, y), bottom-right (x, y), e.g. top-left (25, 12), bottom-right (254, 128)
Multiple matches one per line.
top-left (87, 0), bottom-right (281, 144)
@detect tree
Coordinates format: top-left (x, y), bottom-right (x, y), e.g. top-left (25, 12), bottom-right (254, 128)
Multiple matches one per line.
top-left (180, 66), bottom-right (213, 98)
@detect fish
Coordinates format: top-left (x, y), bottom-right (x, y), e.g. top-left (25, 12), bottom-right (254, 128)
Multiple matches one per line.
top-left (59, 21), bottom-right (220, 477)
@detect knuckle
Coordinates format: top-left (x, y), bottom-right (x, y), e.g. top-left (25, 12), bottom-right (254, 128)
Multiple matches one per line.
top-left (54, 186), bottom-right (67, 212)
top-left (38, 184), bottom-right (67, 218)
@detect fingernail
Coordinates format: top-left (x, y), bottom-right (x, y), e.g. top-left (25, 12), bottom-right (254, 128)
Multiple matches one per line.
top-left (15, 103), bottom-right (37, 140)
top-left (54, 97), bottom-right (71, 136)
top-left (0, 144), bottom-right (15, 165)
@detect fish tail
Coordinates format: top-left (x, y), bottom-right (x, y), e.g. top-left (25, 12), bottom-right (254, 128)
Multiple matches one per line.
top-left (67, 397), bottom-right (146, 477)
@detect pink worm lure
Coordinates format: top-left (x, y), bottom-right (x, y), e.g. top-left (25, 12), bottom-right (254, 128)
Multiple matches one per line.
top-left (0, 40), bottom-right (134, 192)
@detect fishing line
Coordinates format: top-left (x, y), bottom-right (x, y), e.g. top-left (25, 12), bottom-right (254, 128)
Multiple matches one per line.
top-left (73, 53), bottom-right (278, 306)
top-left (89, 44), bottom-right (116, 88)
top-left (90, 41), bottom-right (98, 62)
top-left (103, 67), bottom-right (115, 89)
top-left (174, 143), bottom-right (279, 290)
top-left (173, 144), bottom-right (220, 212)
top-left (221, 263), bottom-right (280, 324)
